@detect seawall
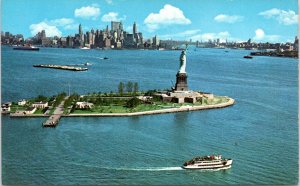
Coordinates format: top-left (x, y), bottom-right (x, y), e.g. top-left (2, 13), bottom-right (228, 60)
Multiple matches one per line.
top-left (9, 98), bottom-right (235, 118)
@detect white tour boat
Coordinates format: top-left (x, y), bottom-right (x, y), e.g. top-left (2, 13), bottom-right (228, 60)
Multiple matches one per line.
top-left (182, 155), bottom-right (232, 170)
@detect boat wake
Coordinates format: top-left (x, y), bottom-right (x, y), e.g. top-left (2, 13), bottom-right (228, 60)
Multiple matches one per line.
top-left (96, 57), bottom-right (109, 60)
top-left (105, 167), bottom-right (183, 171)
top-left (104, 166), bottom-right (230, 171)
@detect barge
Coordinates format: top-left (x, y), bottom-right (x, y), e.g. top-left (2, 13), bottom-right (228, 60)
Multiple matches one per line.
top-left (33, 64), bottom-right (88, 71)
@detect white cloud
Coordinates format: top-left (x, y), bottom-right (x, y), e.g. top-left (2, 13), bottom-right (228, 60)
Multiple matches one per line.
top-left (190, 31), bottom-right (230, 42)
top-left (214, 14), bottom-right (243, 23)
top-left (105, 0), bottom-right (113, 5)
top-left (253, 28), bottom-right (280, 42)
top-left (144, 4), bottom-right (191, 31)
top-left (254, 29), bottom-right (265, 40)
top-left (101, 12), bottom-right (126, 22)
top-left (50, 18), bottom-right (74, 26)
top-left (74, 5), bottom-right (100, 20)
top-left (259, 8), bottom-right (298, 25)
top-left (49, 18), bottom-right (78, 30)
top-left (30, 17), bottom-right (79, 37)
top-left (29, 22), bottom-right (62, 37)
top-left (63, 24), bottom-right (78, 30)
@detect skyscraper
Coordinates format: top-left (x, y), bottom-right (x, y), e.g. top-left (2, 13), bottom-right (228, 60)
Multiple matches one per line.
top-left (153, 35), bottom-right (160, 47)
top-left (41, 30), bottom-right (46, 39)
top-left (119, 22), bottom-right (123, 31)
top-left (78, 24), bottom-right (84, 47)
top-left (133, 22), bottom-right (137, 35)
top-left (79, 24), bottom-right (82, 36)
top-left (111, 21), bottom-right (121, 31)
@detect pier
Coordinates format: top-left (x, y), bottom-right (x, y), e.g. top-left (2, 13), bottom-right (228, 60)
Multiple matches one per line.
top-left (43, 114), bottom-right (61, 127)
top-left (33, 64), bottom-right (88, 71)
top-left (43, 96), bottom-right (68, 127)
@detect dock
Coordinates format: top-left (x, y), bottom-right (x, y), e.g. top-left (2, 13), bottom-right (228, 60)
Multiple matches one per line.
top-left (43, 96), bottom-right (68, 127)
top-left (43, 114), bottom-right (61, 127)
top-left (33, 64), bottom-right (88, 71)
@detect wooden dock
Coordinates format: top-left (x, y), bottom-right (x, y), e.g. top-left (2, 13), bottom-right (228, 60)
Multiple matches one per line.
top-left (43, 114), bottom-right (61, 127)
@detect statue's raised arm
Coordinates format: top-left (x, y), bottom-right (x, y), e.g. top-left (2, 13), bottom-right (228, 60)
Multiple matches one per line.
top-left (179, 50), bottom-right (186, 73)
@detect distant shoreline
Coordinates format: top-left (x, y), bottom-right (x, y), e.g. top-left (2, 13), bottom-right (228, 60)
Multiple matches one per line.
top-left (9, 97), bottom-right (235, 118)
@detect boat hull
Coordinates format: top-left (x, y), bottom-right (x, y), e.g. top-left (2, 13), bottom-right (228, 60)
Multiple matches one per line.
top-left (13, 47), bottom-right (39, 51)
top-left (182, 164), bottom-right (231, 170)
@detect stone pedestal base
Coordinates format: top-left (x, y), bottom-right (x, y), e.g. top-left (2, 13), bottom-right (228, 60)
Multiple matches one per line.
top-left (175, 73), bottom-right (188, 91)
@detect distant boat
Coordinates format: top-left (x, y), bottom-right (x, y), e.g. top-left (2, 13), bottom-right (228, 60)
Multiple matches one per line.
top-left (67, 62), bottom-right (92, 66)
top-left (81, 47), bottom-right (90, 50)
top-left (244, 55), bottom-right (253, 59)
top-left (215, 46), bottom-right (225, 49)
top-left (103, 57), bottom-right (109, 60)
top-left (13, 45), bottom-right (39, 51)
top-left (84, 62), bottom-right (92, 66)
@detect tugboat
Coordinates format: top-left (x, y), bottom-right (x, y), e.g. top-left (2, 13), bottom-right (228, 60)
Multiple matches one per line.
top-left (182, 155), bottom-right (233, 170)
top-left (243, 55), bottom-right (253, 59)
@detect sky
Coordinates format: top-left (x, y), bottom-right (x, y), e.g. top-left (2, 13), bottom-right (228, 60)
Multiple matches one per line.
top-left (1, 0), bottom-right (298, 43)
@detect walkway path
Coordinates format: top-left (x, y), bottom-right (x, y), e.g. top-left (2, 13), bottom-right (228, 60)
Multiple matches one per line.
top-left (43, 96), bottom-right (69, 127)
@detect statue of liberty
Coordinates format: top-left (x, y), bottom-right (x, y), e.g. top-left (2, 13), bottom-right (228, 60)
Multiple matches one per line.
top-left (178, 50), bottom-right (186, 73)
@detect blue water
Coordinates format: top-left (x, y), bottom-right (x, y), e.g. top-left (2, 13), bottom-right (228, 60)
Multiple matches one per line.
top-left (2, 46), bottom-right (298, 185)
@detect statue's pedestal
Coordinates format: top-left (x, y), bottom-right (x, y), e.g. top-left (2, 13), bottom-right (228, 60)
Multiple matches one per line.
top-left (175, 72), bottom-right (188, 91)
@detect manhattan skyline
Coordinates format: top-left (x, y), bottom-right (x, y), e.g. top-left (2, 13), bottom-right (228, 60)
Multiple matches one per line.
top-left (2, 0), bottom-right (298, 42)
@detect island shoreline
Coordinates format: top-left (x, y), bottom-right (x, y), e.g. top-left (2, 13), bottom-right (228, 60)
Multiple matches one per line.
top-left (9, 97), bottom-right (235, 118)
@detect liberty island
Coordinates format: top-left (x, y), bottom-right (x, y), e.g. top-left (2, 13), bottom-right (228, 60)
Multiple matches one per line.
top-left (6, 49), bottom-right (234, 127)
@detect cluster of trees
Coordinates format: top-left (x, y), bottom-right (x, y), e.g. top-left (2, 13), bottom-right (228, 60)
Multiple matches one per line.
top-left (53, 92), bottom-right (67, 107)
top-left (89, 97), bottom-right (127, 106)
top-left (64, 93), bottom-right (80, 109)
top-left (118, 81), bottom-right (139, 96)
top-left (125, 97), bottom-right (141, 108)
top-left (35, 95), bottom-right (48, 102)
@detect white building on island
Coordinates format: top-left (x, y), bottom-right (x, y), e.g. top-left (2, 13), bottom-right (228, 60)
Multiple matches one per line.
top-left (18, 99), bottom-right (27, 106)
top-left (76, 102), bottom-right (94, 109)
top-left (32, 101), bottom-right (48, 109)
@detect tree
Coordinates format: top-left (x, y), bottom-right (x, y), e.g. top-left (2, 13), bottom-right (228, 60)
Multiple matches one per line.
top-left (133, 82), bottom-right (139, 96)
top-left (118, 82), bottom-right (124, 96)
top-left (125, 97), bottom-right (141, 108)
top-left (126, 81), bottom-right (133, 94)
top-left (35, 95), bottom-right (48, 102)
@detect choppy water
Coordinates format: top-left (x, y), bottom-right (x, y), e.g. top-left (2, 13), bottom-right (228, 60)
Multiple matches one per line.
top-left (1, 46), bottom-right (298, 185)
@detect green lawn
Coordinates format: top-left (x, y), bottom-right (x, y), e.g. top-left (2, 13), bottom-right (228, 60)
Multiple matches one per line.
top-left (33, 109), bottom-right (45, 114)
top-left (71, 96), bottom-right (230, 114)
top-left (72, 104), bottom-right (168, 114)
top-left (10, 105), bottom-right (27, 112)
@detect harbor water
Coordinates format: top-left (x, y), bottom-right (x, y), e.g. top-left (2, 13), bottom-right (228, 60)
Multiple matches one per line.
top-left (1, 46), bottom-right (298, 185)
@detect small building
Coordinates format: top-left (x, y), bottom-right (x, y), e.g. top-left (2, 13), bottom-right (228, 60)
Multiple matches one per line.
top-left (32, 101), bottom-right (48, 109)
top-left (18, 99), bottom-right (27, 106)
top-left (76, 102), bottom-right (94, 109)
top-left (25, 107), bottom-right (37, 114)
top-left (1, 103), bottom-right (11, 112)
